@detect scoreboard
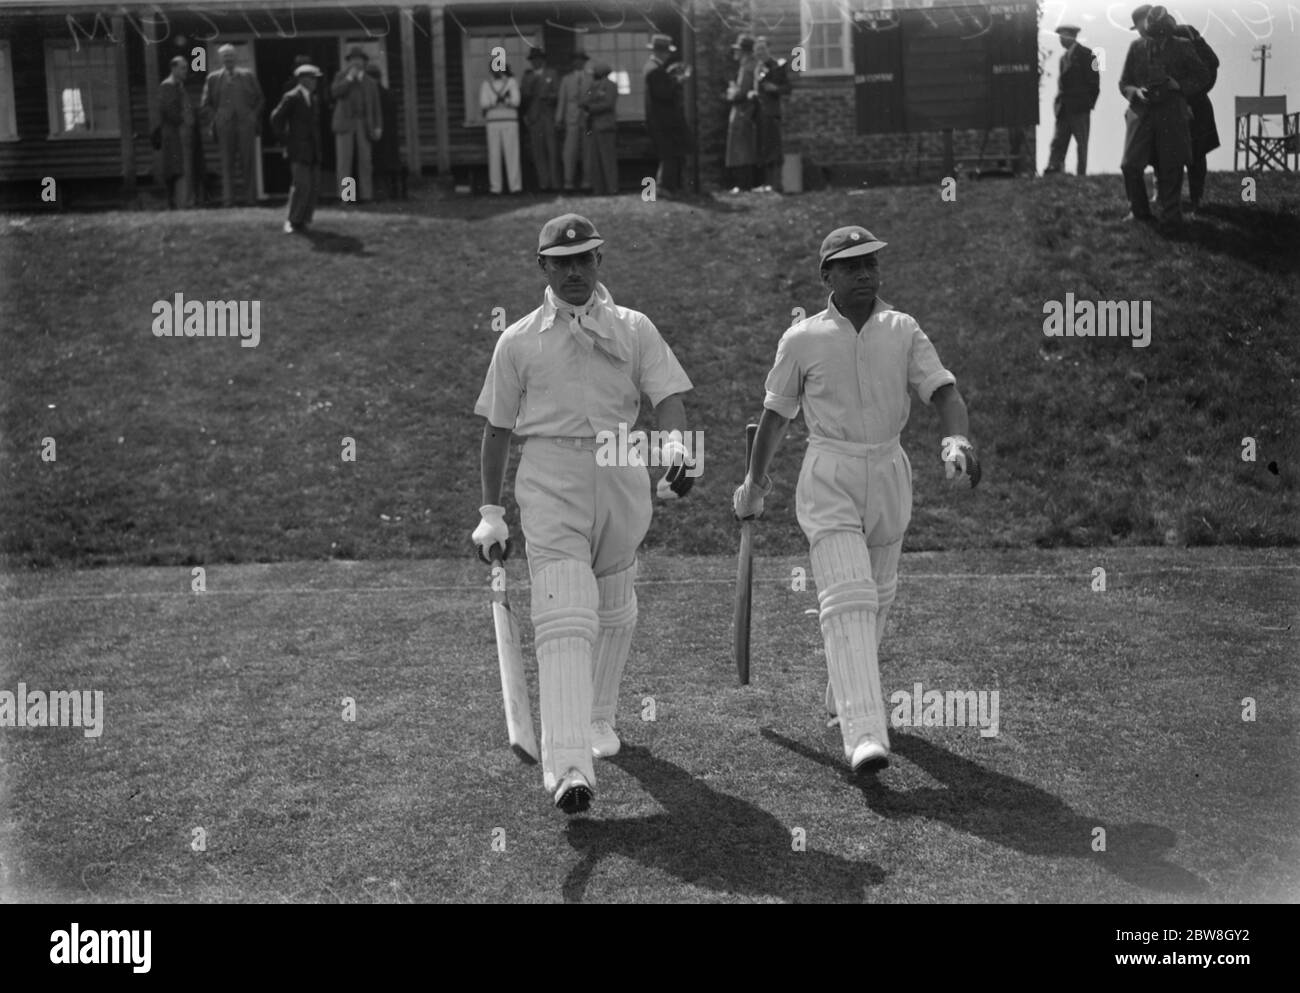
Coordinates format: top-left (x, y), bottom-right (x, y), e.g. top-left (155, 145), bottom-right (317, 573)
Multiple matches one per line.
top-left (853, 2), bottom-right (1039, 134)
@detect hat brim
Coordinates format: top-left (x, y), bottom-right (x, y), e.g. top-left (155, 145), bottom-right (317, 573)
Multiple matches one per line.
top-left (540, 237), bottom-right (604, 257)
top-left (822, 241), bottom-right (887, 264)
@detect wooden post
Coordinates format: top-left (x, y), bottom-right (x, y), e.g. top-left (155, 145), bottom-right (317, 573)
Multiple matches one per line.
top-left (430, 2), bottom-right (453, 188)
top-left (400, 6), bottom-right (422, 178)
top-left (112, 15), bottom-right (136, 201)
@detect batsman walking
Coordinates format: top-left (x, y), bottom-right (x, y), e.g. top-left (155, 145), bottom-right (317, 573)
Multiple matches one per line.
top-left (472, 214), bottom-right (696, 815)
top-left (733, 225), bottom-right (980, 773)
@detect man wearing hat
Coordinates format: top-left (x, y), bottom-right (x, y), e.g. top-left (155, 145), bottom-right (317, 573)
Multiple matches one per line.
top-left (472, 214), bottom-right (696, 815)
top-left (1043, 25), bottom-right (1100, 176)
top-left (330, 46), bottom-right (382, 202)
top-left (725, 34), bottom-right (759, 193)
top-left (644, 34), bottom-right (693, 196)
top-left (734, 226), bottom-right (979, 775)
top-left (200, 44), bottom-right (265, 207)
top-left (1118, 4), bottom-right (1210, 224)
top-left (556, 51), bottom-right (592, 192)
top-left (579, 62), bottom-right (619, 195)
top-left (521, 48), bottom-right (561, 192)
top-left (1169, 15), bottom-right (1220, 215)
top-left (157, 56), bottom-right (197, 209)
top-left (271, 64), bottom-right (323, 233)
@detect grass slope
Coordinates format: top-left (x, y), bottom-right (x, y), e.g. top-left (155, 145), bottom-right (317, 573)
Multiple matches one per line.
top-left (1, 174), bottom-right (1297, 568)
top-left (1, 549), bottom-right (1295, 903)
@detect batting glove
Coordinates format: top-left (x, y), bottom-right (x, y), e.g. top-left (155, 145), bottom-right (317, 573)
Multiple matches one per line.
top-left (940, 435), bottom-right (981, 488)
top-left (471, 505), bottom-right (512, 563)
top-left (656, 434), bottom-right (697, 500)
top-left (733, 474), bottom-right (773, 520)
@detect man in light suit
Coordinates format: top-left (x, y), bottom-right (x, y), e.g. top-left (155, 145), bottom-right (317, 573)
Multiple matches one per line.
top-left (200, 43), bottom-right (265, 207)
top-left (555, 51), bottom-right (591, 192)
top-left (331, 46), bottom-right (382, 202)
top-left (271, 64), bottom-right (323, 233)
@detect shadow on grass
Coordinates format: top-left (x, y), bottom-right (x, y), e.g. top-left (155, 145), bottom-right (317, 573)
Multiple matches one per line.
top-left (761, 729), bottom-right (1207, 896)
top-left (561, 744), bottom-right (885, 903)
top-left (302, 227), bottom-right (368, 255)
top-left (1187, 203), bottom-right (1300, 273)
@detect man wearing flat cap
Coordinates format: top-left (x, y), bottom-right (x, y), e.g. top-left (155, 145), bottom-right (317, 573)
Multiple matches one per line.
top-left (472, 214), bottom-right (696, 815)
top-left (644, 34), bottom-right (693, 196)
top-left (1044, 26), bottom-right (1099, 176)
top-left (556, 52), bottom-right (592, 191)
top-left (521, 48), bottom-right (561, 192)
top-left (734, 226), bottom-right (979, 776)
top-left (200, 44), bottom-right (265, 207)
top-left (271, 64), bottom-right (323, 233)
top-left (331, 46), bottom-right (382, 202)
top-left (1118, 4), bottom-right (1211, 224)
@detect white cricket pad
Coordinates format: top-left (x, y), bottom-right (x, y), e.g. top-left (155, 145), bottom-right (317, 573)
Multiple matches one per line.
top-left (812, 532), bottom-right (889, 756)
top-left (532, 559), bottom-right (600, 791)
top-left (592, 562), bottom-right (637, 724)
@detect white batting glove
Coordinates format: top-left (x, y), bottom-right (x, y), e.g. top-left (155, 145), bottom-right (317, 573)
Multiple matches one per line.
top-left (471, 504), bottom-right (510, 562)
top-left (941, 436), bottom-right (981, 488)
top-left (732, 474), bottom-right (773, 520)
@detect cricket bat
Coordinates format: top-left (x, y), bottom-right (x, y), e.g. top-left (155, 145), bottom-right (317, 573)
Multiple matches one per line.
top-left (488, 546), bottom-right (538, 764)
top-left (733, 423), bottom-right (758, 686)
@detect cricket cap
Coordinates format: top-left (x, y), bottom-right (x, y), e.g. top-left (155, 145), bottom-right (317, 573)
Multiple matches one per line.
top-left (819, 226), bottom-right (887, 266)
top-left (538, 214), bottom-right (604, 256)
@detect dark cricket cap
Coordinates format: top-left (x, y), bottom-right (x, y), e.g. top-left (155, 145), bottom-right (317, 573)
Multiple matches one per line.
top-left (1130, 4), bottom-right (1152, 29)
top-left (538, 214), bottom-right (604, 256)
top-left (819, 226), bottom-right (887, 266)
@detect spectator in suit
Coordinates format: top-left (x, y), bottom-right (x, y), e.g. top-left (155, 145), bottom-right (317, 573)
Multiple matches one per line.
top-left (556, 51), bottom-right (591, 192)
top-left (580, 61), bottom-right (619, 196)
top-left (331, 47), bottom-right (382, 202)
top-left (644, 34), bottom-right (693, 196)
top-left (724, 34), bottom-right (759, 193)
top-left (270, 63), bottom-right (323, 233)
top-left (480, 60), bottom-right (522, 195)
top-left (365, 64), bottom-right (404, 199)
top-left (1119, 4), bottom-right (1211, 225)
top-left (1044, 25), bottom-right (1100, 176)
top-left (158, 56), bottom-right (197, 209)
top-left (200, 44), bottom-right (264, 207)
top-left (522, 48), bottom-right (561, 192)
top-left (1171, 18), bottom-right (1219, 214)
top-left (752, 37), bottom-right (792, 192)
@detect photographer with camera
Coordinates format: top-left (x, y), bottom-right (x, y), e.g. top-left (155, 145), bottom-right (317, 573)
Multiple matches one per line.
top-left (1118, 4), bottom-right (1211, 226)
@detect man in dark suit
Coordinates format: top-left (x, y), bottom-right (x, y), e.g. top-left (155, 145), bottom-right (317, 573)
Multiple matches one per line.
top-left (158, 56), bottom-right (197, 209)
top-left (331, 47), bottom-right (382, 202)
top-left (644, 34), bottom-right (692, 196)
top-left (1044, 25), bottom-right (1100, 176)
top-left (271, 64), bottom-right (323, 233)
top-left (521, 48), bottom-right (560, 192)
top-left (1170, 18), bottom-right (1220, 214)
top-left (1119, 4), bottom-right (1212, 225)
top-left (200, 43), bottom-right (264, 207)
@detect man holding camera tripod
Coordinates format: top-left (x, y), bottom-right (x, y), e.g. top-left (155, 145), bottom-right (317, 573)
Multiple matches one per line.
top-left (1118, 4), bottom-right (1211, 226)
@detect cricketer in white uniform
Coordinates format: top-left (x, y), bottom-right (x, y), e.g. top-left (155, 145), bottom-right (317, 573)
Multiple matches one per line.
top-left (472, 214), bottom-right (696, 814)
top-left (733, 225), bottom-right (980, 773)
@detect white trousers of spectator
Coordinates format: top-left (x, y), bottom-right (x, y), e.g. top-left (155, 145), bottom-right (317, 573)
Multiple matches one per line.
top-left (487, 120), bottom-right (522, 193)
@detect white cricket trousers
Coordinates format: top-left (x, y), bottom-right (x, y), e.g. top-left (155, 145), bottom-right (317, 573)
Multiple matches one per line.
top-left (486, 120), bottom-right (522, 193)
